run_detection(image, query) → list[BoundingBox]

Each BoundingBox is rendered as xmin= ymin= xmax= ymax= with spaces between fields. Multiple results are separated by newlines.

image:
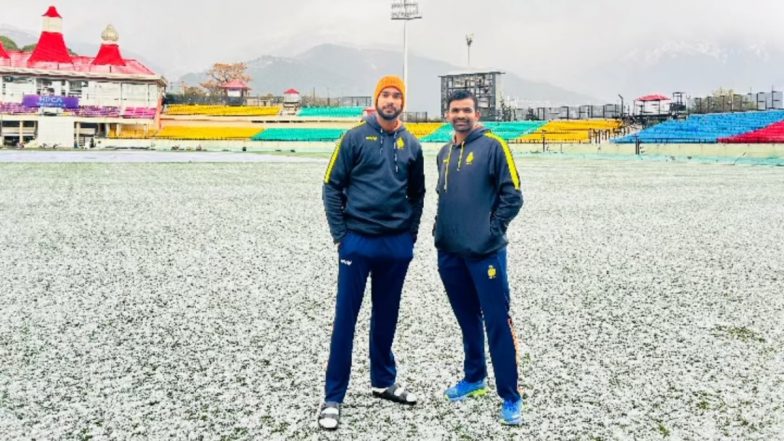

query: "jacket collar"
xmin=452 ymin=125 xmax=488 ymax=147
xmin=366 ymin=115 xmax=405 ymax=135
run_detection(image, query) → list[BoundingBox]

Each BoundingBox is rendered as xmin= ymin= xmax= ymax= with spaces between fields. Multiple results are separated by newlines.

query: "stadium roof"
xmin=93 ymin=24 xmax=126 ymax=67
xmin=29 ymin=6 xmax=72 ymax=64
xmin=0 ymin=51 xmax=163 ymax=82
xmin=220 ymin=79 xmax=250 ymax=90
xmin=42 ymin=6 xmax=62 ymax=18
xmin=637 ymin=94 xmax=670 ymax=102
xmin=0 ymin=6 xmax=163 ymax=83
xmin=28 ymin=32 xmax=73 ymax=64
xmin=93 ymin=43 xmax=126 ymax=66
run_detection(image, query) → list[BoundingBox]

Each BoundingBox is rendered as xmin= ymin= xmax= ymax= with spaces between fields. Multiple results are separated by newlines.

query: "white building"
xmin=0 ymin=6 xmax=165 ymax=146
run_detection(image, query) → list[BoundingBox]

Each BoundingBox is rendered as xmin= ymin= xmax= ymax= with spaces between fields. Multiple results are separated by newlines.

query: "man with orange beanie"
xmin=318 ymin=75 xmax=425 ymax=430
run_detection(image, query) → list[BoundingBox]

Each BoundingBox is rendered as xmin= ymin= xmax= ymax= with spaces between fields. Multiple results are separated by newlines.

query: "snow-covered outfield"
xmin=0 ymin=155 xmax=782 ymax=440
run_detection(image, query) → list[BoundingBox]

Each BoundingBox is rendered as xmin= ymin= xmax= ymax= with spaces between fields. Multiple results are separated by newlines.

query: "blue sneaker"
xmin=500 ymin=399 xmax=523 ymax=426
xmin=445 ymin=379 xmax=487 ymax=401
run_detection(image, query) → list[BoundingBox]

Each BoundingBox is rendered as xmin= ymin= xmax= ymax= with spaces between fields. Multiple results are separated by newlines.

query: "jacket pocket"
xmin=489 ymin=215 xmax=503 ymax=237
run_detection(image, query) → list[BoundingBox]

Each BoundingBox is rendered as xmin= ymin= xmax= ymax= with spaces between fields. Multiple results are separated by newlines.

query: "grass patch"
xmin=713 ymin=325 xmax=765 ymax=343
xmin=657 ymin=422 xmax=671 ymax=437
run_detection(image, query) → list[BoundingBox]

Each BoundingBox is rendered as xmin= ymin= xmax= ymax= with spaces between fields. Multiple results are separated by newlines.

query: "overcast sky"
xmin=4 ymin=0 xmax=784 ymax=100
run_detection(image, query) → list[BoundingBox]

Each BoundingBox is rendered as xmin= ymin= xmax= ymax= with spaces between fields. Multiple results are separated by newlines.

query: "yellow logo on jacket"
xmin=466 ymin=151 xmax=474 ymax=165
xmin=366 ymin=136 xmax=378 ymax=141
xmin=488 ymin=265 xmax=497 ymax=279
xmin=396 ymin=138 xmax=405 ymax=149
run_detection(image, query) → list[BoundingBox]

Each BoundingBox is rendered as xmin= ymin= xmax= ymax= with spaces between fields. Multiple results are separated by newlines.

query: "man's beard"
xmin=377 ymin=104 xmax=402 ymax=121
xmin=451 ymin=119 xmax=475 ymax=133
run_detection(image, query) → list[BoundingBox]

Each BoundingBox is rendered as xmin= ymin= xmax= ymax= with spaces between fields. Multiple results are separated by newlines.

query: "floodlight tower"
xmin=466 ymin=34 xmax=474 ymax=66
xmin=391 ymin=0 xmax=422 ymax=98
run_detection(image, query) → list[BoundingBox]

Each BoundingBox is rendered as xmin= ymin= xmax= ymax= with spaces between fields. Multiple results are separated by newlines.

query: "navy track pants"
xmin=324 ymin=231 xmax=414 ymax=403
xmin=438 ymin=247 xmax=521 ymax=402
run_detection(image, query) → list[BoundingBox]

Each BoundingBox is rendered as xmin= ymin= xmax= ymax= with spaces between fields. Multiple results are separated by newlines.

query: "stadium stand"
xmin=122 ymin=107 xmax=157 ymax=119
xmin=109 ymin=125 xmax=158 ymax=139
xmin=613 ymin=111 xmax=784 ymax=143
xmin=719 ymin=121 xmax=784 ymax=143
xmin=75 ymin=106 xmax=121 ymax=118
xmin=154 ymin=126 xmax=263 ymax=140
xmin=297 ymin=107 xmax=364 ymax=118
xmin=252 ymin=128 xmax=346 ymax=141
xmin=406 ymin=123 xmax=444 ymax=139
xmin=484 ymin=121 xmax=547 ymax=141
xmin=418 ymin=124 xmax=454 ymax=142
xmin=518 ymin=119 xmax=622 ymax=143
xmin=421 ymin=121 xmax=545 ymax=142
xmin=164 ymin=105 xmax=281 ymax=116
xmin=0 ymin=103 xmax=38 ymax=114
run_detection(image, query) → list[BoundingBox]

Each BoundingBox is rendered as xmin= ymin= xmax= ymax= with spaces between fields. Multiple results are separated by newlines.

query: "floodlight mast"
xmin=466 ymin=33 xmax=474 ymax=66
xmin=391 ymin=0 xmax=422 ymax=110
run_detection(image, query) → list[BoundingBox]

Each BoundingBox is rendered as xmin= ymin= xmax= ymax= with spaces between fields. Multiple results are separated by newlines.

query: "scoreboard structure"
xmin=439 ymin=70 xmax=504 ymax=121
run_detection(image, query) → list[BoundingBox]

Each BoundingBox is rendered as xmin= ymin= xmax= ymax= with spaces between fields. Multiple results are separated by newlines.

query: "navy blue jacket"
xmin=434 ymin=126 xmax=523 ymax=258
xmin=323 ymin=116 xmax=426 ymax=243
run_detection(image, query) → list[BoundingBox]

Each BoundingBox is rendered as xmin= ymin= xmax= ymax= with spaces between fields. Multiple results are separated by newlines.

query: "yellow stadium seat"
xmin=164 ymin=105 xmax=281 ymax=117
xmin=153 ymin=126 xmax=263 ymax=140
xmin=406 ymin=123 xmax=444 ymax=139
xmin=517 ymin=119 xmax=622 ymax=143
xmin=109 ymin=125 xmax=158 ymax=139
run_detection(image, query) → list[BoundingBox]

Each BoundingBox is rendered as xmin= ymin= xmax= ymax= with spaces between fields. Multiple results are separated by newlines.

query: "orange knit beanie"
xmin=374 ymin=75 xmax=406 ymax=109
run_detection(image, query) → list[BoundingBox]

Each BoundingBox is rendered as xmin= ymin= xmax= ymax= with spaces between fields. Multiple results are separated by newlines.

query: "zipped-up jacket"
xmin=323 ymin=115 xmax=426 ymax=243
xmin=434 ymin=126 xmax=523 ymax=258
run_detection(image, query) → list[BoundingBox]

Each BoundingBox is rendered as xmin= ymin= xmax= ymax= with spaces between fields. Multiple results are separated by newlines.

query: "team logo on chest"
xmin=396 ymin=138 xmax=405 ymax=149
xmin=466 ymin=151 xmax=474 ymax=165
xmin=487 ymin=265 xmax=497 ymax=279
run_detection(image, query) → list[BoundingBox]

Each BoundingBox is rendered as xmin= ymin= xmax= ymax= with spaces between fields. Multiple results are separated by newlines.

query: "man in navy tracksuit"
xmin=318 ymin=75 xmax=425 ymax=430
xmin=435 ymin=90 xmax=525 ymax=425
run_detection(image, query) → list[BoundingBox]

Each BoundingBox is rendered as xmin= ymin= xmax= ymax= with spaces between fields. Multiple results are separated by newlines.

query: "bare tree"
xmin=200 ymin=63 xmax=251 ymax=97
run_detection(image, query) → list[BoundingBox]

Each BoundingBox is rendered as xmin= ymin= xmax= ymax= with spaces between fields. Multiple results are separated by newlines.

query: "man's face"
xmin=376 ymin=87 xmax=403 ymax=121
xmin=447 ymin=98 xmax=480 ymax=133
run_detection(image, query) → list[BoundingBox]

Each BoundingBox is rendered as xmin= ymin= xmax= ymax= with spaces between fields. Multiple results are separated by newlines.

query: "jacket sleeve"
xmin=490 ymin=138 xmax=524 ymax=234
xmin=407 ymin=142 xmax=426 ymax=241
xmin=322 ymin=132 xmax=354 ymax=243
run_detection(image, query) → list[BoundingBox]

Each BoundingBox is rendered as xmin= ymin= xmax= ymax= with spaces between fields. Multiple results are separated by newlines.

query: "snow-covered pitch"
xmin=1 ymin=155 xmax=782 ymax=440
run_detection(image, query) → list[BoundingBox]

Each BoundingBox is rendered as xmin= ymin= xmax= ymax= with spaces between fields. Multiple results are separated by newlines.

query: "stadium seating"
xmin=421 ymin=121 xmax=546 ymax=143
xmin=419 ymin=124 xmax=455 ymax=142
xmin=109 ymin=125 xmax=158 ymax=139
xmin=252 ymin=128 xmax=346 ymax=142
xmin=164 ymin=105 xmax=282 ymax=116
xmin=297 ymin=107 xmax=364 ymax=118
xmin=484 ymin=122 xmax=548 ymax=141
xmin=719 ymin=121 xmax=784 ymax=143
xmin=122 ymin=107 xmax=157 ymax=119
xmin=613 ymin=111 xmax=784 ymax=143
xmin=518 ymin=119 xmax=622 ymax=143
xmin=406 ymin=123 xmax=444 ymax=139
xmin=75 ymin=106 xmax=121 ymax=118
xmin=154 ymin=126 xmax=263 ymax=140
xmin=0 ymin=103 xmax=38 ymax=114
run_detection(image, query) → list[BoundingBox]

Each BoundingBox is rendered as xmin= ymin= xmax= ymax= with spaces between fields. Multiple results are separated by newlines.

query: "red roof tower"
xmin=28 ymin=6 xmax=73 ymax=64
xmin=0 ymin=40 xmax=9 ymax=59
xmin=92 ymin=25 xmax=126 ymax=66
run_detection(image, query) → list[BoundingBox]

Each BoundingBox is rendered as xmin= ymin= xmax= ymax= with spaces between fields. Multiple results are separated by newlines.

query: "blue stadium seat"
xmin=613 ymin=111 xmax=784 ymax=143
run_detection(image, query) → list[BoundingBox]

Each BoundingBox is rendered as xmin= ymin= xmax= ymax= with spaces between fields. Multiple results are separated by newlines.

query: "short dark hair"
xmin=447 ymin=90 xmax=478 ymax=110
